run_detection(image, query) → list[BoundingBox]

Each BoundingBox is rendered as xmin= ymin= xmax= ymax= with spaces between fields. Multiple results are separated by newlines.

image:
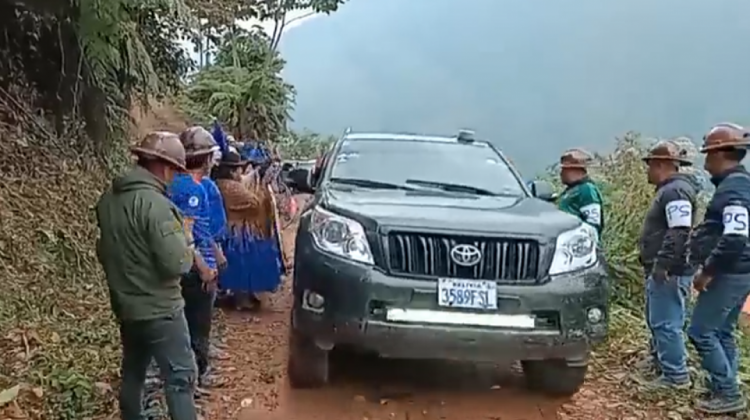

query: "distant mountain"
xmin=279 ymin=0 xmax=750 ymax=173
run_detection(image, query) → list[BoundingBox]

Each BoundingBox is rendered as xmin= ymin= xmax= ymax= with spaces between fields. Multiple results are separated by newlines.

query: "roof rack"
xmin=457 ymin=129 xmax=475 ymax=143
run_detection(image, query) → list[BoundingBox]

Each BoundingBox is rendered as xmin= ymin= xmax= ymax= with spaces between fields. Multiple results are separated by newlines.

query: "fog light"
xmin=587 ymin=307 xmax=603 ymax=324
xmin=303 ymin=290 xmax=325 ymax=313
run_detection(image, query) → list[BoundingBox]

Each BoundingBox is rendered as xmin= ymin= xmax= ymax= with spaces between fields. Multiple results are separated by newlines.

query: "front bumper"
xmin=292 ymin=234 xmax=609 ymax=364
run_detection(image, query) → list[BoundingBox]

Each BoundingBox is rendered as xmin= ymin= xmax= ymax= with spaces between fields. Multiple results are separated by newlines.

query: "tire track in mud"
xmin=202 ymin=200 xmax=661 ymax=420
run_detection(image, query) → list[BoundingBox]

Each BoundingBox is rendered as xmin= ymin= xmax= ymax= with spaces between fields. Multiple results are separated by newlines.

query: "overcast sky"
xmin=179 ymin=10 xmax=320 ymax=63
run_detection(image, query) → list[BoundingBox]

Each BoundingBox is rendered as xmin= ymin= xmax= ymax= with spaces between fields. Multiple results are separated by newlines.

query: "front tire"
xmin=521 ymin=359 xmax=588 ymax=396
xmin=287 ymin=328 xmax=329 ymax=389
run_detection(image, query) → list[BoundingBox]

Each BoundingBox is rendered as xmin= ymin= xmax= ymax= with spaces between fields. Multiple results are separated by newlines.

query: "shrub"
xmin=545 ymin=133 xmax=704 ymax=308
xmin=0 ymin=130 xmax=120 ymax=419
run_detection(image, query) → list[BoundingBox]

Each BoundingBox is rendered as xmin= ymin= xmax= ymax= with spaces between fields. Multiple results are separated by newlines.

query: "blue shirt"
xmin=200 ymin=177 xmax=227 ymax=241
xmin=168 ymin=173 xmax=216 ymax=269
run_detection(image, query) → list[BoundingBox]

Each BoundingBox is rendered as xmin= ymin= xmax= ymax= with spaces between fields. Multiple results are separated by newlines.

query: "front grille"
xmin=386 ymin=232 xmax=540 ymax=283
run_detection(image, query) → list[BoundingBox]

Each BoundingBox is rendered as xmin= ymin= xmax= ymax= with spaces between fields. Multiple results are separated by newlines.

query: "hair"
xmin=211 ymin=164 xmax=236 ymax=180
xmin=185 ymin=153 xmax=211 ymax=170
xmin=136 ymin=155 xmax=163 ymax=170
xmin=256 ymin=161 xmax=272 ymax=179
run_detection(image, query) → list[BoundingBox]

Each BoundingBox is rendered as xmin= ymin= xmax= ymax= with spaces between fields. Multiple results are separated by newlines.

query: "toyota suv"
xmin=286 ymin=130 xmax=609 ymax=396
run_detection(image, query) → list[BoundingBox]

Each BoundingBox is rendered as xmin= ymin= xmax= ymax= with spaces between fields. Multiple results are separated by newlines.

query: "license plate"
xmin=437 ymin=278 xmax=497 ymax=310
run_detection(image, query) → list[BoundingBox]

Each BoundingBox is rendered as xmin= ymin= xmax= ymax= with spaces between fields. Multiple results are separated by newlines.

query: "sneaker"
xmin=640 ymin=375 xmax=691 ymax=391
xmin=199 ymin=370 xmax=226 ymax=389
xmin=695 ymin=395 xmax=747 ymax=415
xmin=209 ymin=344 xmax=229 ymax=360
xmin=634 ymin=355 xmax=658 ymax=373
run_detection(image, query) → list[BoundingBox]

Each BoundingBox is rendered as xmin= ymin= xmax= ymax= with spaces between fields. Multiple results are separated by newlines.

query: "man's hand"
xmin=652 ymin=267 xmax=668 ymax=282
xmin=202 ymin=278 xmax=218 ymax=292
xmin=214 ymin=244 xmax=228 ymax=271
xmin=198 ymin=265 xmax=217 ymax=283
xmin=693 ymin=268 xmax=713 ymax=292
xmin=217 ymin=251 xmax=228 ymax=271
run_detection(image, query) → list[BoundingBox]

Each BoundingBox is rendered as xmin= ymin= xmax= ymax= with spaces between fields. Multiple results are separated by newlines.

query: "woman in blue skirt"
xmin=211 ymin=123 xmax=283 ymax=310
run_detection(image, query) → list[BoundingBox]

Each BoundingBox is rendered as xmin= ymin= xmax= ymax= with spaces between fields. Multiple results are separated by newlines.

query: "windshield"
xmin=328 ymin=138 xmax=526 ymax=196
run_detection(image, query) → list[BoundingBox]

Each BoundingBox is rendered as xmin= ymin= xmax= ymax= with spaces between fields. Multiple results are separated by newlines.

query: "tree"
xmin=258 ymin=0 xmax=348 ymax=51
xmin=185 ymin=28 xmax=294 ymax=141
xmin=1 ymin=0 xmax=196 ymax=145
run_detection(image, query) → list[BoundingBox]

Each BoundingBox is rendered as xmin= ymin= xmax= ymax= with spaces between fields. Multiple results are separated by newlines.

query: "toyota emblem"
xmin=450 ymin=244 xmax=482 ymax=267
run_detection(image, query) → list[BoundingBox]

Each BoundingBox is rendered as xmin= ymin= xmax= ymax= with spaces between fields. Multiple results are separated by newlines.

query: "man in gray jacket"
xmin=636 ymin=140 xmax=697 ymax=389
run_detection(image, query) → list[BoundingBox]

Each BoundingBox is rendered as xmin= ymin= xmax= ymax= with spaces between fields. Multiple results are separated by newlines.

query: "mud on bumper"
xmin=292 ymin=238 xmax=609 ymax=365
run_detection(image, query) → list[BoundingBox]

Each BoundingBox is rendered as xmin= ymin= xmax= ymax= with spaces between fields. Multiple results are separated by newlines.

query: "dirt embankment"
xmin=130 ymin=100 xmax=189 ymax=139
xmin=0 ymin=99 xmax=191 ymax=419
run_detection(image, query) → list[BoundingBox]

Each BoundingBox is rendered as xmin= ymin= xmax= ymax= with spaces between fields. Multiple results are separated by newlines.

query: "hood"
xmin=112 ymin=167 xmax=166 ymax=194
xmin=667 ymin=172 xmax=703 ymax=190
xmin=324 ymin=187 xmax=581 ymax=239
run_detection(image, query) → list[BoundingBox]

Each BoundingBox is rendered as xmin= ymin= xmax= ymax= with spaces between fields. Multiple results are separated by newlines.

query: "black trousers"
xmin=180 ymin=271 xmax=214 ymax=376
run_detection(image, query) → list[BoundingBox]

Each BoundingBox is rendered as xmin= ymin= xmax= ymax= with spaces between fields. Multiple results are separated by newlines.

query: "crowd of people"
xmin=93 ymin=120 xmax=750 ymax=419
xmin=557 ymin=122 xmax=750 ymax=416
xmin=95 ymin=123 xmax=286 ymax=420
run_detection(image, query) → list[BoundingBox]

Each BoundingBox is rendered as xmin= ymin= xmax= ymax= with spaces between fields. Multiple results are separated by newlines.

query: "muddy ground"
xmin=201 ymin=215 xmax=665 ymax=420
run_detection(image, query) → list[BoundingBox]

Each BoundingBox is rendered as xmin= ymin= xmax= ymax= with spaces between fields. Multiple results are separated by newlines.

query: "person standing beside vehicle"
xmin=212 ymin=123 xmax=284 ymax=311
xmin=557 ymin=148 xmax=605 ymax=236
xmin=95 ymin=132 xmax=199 ymax=420
xmin=204 ymin=129 xmax=229 ymax=360
xmin=687 ymin=123 xmax=750 ymax=415
xmin=635 ymin=140 xmax=697 ymax=389
xmin=171 ymin=126 xmax=222 ymax=392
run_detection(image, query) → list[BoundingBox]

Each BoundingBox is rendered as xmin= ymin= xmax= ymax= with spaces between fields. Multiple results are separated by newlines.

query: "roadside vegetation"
xmin=0 ymin=0 xmax=746 ymax=419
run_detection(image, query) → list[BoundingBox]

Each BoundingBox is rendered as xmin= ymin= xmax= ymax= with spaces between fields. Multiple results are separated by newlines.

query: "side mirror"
xmin=530 ymin=180 xmax=556 ymax=202
xmin=287 ymin=167 xmax=315 ymax=193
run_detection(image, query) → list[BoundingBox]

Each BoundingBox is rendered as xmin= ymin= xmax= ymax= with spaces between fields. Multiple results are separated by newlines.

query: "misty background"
xmin=278 ymin=0 xmax=750 ymax=174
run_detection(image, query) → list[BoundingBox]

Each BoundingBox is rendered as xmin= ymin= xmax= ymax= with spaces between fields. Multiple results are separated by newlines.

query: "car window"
xmin=329 ymin=138 xmax=526 ymax=196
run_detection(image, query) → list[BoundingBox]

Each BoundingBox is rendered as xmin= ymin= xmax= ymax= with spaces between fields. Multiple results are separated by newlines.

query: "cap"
xmin=179 ymin=126 xmax=217 ymax=157
xmin=700 ymin=123 xmax=750 ymax=153
xmin=643 ymin=140 xmax=692 ymax=166
xmin=130 ymin=131 xmax=187 ymax=170
xmin=560 ymin=148 xmax=594 ymax=169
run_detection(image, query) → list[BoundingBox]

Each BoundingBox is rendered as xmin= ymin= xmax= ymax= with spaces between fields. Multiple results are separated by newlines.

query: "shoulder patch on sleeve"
xmin=580 ymin=203 xmax=602 ymax=225
xmin=160 ymin=220 xmax=183 ymax=237
xmin=665 ymin=199 xmax=692 ymax=228
xmin=723 ymin=205 xmax=750 ymax=236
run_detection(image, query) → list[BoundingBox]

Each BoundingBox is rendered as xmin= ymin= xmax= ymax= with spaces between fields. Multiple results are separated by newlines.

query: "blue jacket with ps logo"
xmin=688 ymin=165 xmax=750 ymax=276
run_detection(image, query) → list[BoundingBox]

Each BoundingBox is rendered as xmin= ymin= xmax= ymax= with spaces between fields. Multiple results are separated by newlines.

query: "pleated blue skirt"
xmin=219 ymin=227 xmax=282 ymax=294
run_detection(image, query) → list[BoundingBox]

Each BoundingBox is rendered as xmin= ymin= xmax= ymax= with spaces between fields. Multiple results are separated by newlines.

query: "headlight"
xmin=310 ymin=207 xmax=374 ymax=264
xmin=548 ymin=224 xmax=598 ymax=276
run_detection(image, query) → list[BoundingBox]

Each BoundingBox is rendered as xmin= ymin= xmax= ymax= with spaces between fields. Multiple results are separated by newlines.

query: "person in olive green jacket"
xmin=557 ymin=148 xmax=605 ymax=236
xmin=95 ymin=131 xmax=199 ymax=420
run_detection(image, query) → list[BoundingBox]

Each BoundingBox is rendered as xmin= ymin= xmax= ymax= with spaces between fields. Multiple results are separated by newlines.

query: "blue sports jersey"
xmin=200 ymin=177 xmax=227 ymax=241
xmin=168 ymin=173 xmax=216 ymax=269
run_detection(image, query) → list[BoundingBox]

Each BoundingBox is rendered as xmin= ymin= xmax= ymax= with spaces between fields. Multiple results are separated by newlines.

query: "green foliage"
xmin=0 ymin=1 xmax=346 ymax=418
xmin=276 ymin=129 xmax=336 ymax=159
xmin=0 ymin=0 xmax=197 ymax=145
xmin=542 ymin=133 xmax=704 ymax=308
xmin=183 ymin=27 xmax=295 ymax=141
xmin=0 ymin=132 xmax=119 ymax=419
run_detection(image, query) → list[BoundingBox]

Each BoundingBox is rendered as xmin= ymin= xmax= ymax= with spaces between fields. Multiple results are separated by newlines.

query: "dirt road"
xmin=202 ymin=221 xmax=659 ymax=420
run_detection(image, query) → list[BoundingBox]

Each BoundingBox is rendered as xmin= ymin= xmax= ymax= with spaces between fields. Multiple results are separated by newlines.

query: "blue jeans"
xmin=646 ymin=275 xmax=692 ymax=381
xmin=688 ymin=273 xmax=750 ymax=399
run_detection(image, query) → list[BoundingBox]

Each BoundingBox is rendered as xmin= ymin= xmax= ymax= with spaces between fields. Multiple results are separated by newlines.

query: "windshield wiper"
xmin=329 ymin=177 xmax=416 ymax=191
xmin=405 ymin=179 xmax=498 ymax=196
